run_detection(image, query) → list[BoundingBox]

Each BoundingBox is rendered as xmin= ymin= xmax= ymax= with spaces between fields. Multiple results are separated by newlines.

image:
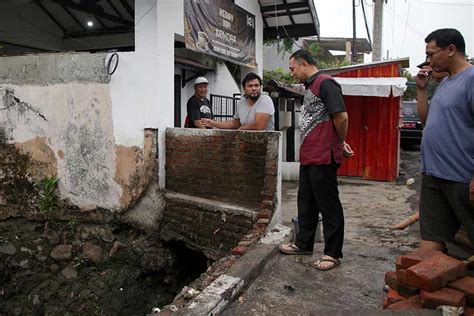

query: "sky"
xmin=313 ymin=0 xmax=474 ymax=74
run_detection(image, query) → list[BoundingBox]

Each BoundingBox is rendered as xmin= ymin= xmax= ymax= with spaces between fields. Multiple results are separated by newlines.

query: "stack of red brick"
xmin=383 ymin=249 xmax=474 ymax=315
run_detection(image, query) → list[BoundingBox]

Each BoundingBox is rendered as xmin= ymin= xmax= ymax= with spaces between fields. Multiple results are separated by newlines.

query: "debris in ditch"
xmin=284 ymin=284 xmax=295 ymax=292
xmin=238 ymin=296 xmax=245 ymax=304
xmin=213 ymin=228 xmax=220 ymax=235
xmin=436 ymin=305 xmax=463 ymax=316
xmin=169 ymin=305 xmax=178 ymax=312
xmin=187 ymin=287 xmax=200 ymax=296
xmin=406 ymin=178 xmax=415 ymax=185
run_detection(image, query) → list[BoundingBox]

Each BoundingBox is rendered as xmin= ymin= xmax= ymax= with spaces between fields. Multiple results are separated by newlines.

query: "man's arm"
xmin=202 ymin=118 xmax=241 ymax=129
xmin=193 ymin=119 xmax=207 ymax=129
xmin=239 ymin=113 xmax=271 ymax=130
xmin=415 ymin=66 xmax=432 ymax=126
xmin=332 ymin=111 xmax=348 ymax=143
xmin=320 ymin=79 xmax=347 ymax=143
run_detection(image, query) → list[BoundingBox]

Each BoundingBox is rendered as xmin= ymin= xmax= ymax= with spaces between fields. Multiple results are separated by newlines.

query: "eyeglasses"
xmin=426 ymin=48 xmax=444 ymax=59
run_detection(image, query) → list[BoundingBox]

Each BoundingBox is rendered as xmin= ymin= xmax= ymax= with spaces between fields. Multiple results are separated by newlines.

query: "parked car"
xmin=401 ymin=101 xmax=423 ymax=147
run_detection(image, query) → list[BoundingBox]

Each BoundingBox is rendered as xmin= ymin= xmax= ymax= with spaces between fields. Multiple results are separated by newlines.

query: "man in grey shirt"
xmin=416 ymin=28 xmax=474 ymax=251
xmin=202 ymin=72 xmax=275 ymax=131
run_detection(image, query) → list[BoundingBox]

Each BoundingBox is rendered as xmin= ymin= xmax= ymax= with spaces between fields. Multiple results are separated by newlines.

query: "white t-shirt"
xmin=234 ymin=94 xmax=275 ymax=131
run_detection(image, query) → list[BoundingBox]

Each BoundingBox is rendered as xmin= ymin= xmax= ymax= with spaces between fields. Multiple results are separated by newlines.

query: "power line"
xmin=360 ymin=0 xmax=372 ymax=48
xmin=400 ymin=0 xmax=411 ymax=56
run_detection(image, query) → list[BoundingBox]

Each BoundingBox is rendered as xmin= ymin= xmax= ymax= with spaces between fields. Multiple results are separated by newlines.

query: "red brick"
xmin=259 ymin=200 xmax=273 ymax=210
xmin=387 ymin=270 xmax=420 ymax=298
xmin=396 ymin=269 xmax=408 ymax=284
xmin=387 ymin=294 xmax=422 ymax=310
xmin=449 ymin=276 xmax=474 ymax=306
xmin=385 ymin=271 xmax=398 ymax=289
xmin=257 ymin=209 xmax=272 ymax=220
xmin=404 ymin=254 xmax=468 ymax=291
xmin=387 ymin=289 xmax=406 ymax=305
xmin=396 ymin=256 xmax=403 ymax=270
xmin=421 ymin=287 xmax=465 ymax=309
xmin=231 ymin=246 xmax=247 ymax=256
xmin=398 ymin=249 xmax=445 ymax=269
xmin=464 ymin=306 xmax=474 ymax=316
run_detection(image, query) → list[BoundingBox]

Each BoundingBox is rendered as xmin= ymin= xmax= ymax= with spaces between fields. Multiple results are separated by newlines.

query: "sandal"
xmin=313 ymin=256 xmax=341 ymax=271
xmin=279 ymin=243 xmax=313 ymax=255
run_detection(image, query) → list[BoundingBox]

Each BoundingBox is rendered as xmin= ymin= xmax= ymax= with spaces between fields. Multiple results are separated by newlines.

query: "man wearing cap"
xmin=186 ymin=77 xmax=214 ymax=128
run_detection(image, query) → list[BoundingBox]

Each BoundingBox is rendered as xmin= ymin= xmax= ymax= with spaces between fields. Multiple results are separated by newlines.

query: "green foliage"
xmin=263 ymin=38 xmax=294 ymax=57
xmin=263 ymin=43 xmax=351 ymax=86
xmin=308 ymin=42 xmax=351 ymax=69
xmin=263 ymin=67 xmax=297 ymax=85
xmin=37 ymin=176 xmax=59 ymax=218
xmin=67 ymin=219 xmax=77 ymax=232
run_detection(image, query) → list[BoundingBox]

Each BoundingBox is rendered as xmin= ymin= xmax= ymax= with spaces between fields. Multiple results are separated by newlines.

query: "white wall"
xmin=110 ymin=0 xmax=265 ymax=187
xmin=110 ymin=0 xmax=178 ymax=188
xmin=109 ymin=0 xmax=159 ymax=147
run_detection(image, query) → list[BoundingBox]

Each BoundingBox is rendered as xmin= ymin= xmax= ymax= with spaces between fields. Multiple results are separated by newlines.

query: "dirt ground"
xmin=280 ymin=146 xmax=423 ymax=250
xmin=223 ymin=147 xmax=458 ymax=315
xmin=0 ymin=218 xmax=207 ymax=315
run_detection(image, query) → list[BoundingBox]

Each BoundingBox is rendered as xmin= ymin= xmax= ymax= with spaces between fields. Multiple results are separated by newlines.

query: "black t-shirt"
xmin=319 ymin=79 xmax=346 ymax=115
xmin=186 ymin=95 xmax=214 ymax=128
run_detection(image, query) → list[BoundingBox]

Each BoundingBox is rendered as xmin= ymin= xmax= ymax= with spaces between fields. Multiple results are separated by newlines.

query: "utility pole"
xmin=352 ymin=0 xmax=357 ymax=63
xmin=372 ymin=0 xmax=384 ymax=61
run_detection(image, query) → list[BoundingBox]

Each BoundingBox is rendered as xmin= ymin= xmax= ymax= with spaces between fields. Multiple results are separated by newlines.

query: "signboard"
xmin=184 ymin=0 xmax=256 ymax=68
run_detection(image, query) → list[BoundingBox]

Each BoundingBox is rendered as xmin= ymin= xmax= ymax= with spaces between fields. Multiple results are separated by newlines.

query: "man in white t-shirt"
xmin=202 ymin=72 xmax=275 ymax=131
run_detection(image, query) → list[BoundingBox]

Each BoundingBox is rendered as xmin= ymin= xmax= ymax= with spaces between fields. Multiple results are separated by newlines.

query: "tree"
xmin=263 ymin=38 xmax=294 ymax=57
xmin=263 ymin=67 xmax=297 ymax=85
xmin=263 ymin=41 xmax=351 ymax=85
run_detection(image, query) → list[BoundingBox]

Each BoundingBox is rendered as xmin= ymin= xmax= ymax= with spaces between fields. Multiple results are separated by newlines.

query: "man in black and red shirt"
xmin=280 ymin=49 xmax=353 ymax=271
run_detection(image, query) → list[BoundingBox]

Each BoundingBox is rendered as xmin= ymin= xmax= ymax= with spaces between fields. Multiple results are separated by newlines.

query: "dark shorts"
xmin=419 ymin=174 xmax=474 ymax=244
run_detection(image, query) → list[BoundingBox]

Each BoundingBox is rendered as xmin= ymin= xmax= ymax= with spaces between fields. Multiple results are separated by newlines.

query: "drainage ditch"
xmin=0 ymin=217 xmax=210 ymax=315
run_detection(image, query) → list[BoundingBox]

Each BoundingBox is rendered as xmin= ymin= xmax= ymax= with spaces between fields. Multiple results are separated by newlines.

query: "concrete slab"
xmin=181 ymin=226 xmax=288 ymax=315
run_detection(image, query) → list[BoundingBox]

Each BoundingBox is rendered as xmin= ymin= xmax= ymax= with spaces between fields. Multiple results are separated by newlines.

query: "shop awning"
xmin=259 ymin=0 xmax=320 ymax=40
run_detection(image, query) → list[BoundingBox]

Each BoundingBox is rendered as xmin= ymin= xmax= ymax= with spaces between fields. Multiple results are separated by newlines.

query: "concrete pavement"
xmin=222 ymin=179 xmax=431 ymax=314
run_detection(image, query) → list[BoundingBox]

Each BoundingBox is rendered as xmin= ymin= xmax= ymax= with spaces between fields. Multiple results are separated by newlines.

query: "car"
xmin=401 ymin=101 xmax=423 ymax=147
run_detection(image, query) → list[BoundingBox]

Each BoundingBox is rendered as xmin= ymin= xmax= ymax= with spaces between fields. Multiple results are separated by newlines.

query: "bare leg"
xmin=420 ymin=239 xmax=445 ymax=251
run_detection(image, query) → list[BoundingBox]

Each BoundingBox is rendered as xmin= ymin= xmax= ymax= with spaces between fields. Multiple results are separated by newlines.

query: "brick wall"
xmin=163 ymin=128 xmax=281 ymax=259
xmin=166 ymin=128 xmax=279 ymax=210
xmin=161 ymin=192 xmax=257 ymax=260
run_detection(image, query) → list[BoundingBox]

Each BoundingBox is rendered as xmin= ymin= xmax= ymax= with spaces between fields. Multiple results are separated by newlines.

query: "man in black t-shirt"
xmin=186 ymin=77 xmax=213 ymax=128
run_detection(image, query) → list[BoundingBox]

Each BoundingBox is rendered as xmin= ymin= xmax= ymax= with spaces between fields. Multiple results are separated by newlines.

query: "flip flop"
xmin=279 ymin=243 xmax=313 ymax=255
xmin=313 ymin=257 xmax=341 ymax=271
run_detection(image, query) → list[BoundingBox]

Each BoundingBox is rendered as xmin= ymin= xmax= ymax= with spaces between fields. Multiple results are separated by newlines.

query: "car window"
xmin=402 ymin=102 xmax=419 ymax=119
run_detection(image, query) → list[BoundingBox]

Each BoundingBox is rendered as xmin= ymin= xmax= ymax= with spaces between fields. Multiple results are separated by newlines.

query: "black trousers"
xmin=295 ymin=163 xmax=345 ymax=259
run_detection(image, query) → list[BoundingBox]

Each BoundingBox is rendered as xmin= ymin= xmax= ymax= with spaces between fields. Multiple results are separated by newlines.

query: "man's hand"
xmin=415 ymin=66 xmax=432 ymax=90
xmin=201 ymin=118 xmax=215 ymax=128
xmin=470 ymin=177 xmax=474 ymax=207
xmin=342 ymin=142 xmax=354 ymax=157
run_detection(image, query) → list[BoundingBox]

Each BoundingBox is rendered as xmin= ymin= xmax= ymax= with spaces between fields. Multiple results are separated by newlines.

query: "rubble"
xmin=383 ymin=249 xmax=473 ymax=312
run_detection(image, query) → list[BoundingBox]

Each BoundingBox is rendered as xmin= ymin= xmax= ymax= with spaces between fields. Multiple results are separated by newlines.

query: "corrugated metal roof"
xmin=259 ymin=0 xmax=320 ymax=40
